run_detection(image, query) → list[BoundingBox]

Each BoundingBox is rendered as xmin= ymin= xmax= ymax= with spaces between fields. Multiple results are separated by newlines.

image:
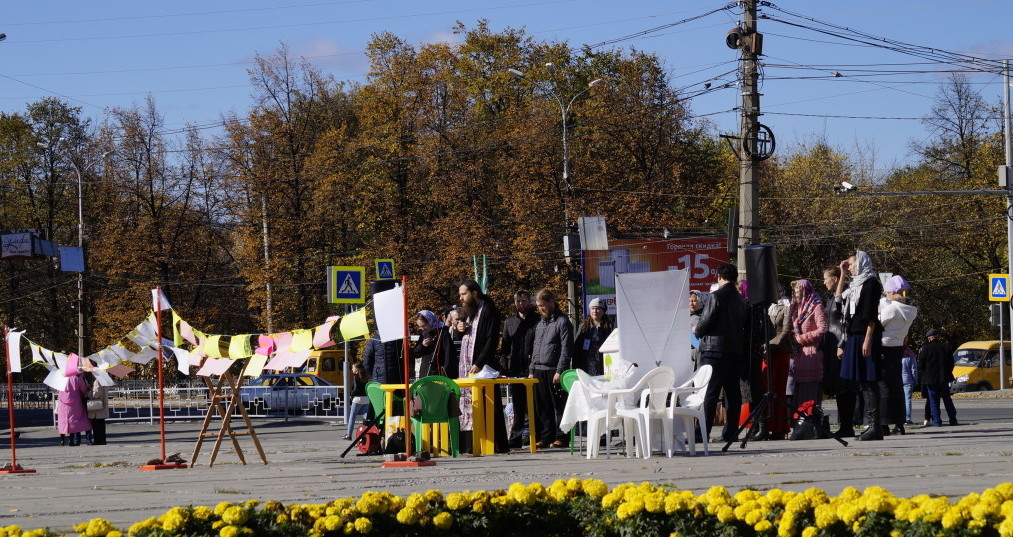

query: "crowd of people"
xmin=355 ymin=280 xmax=615 ymax=452
xmin=691 ymin=251 xmax=959 ymax=444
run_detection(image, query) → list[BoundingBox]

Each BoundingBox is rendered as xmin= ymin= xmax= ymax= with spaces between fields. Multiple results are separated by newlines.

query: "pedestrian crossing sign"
xmin=989 ymin=273 xmax=1010 ymax=302
xmin=327 ymin=266 xmax=366 ymax=304
xmin=375 ymin=259 xmax=395 ymax=280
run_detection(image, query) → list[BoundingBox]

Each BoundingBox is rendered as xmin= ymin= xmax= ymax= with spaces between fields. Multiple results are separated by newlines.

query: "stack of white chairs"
xmin=578 ymin=366 xmax=676 ymax=459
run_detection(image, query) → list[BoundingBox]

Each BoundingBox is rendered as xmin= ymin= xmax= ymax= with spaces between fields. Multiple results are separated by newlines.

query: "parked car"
xmin=951 ymin=340 xmax=1011 ymax=392
xmin=240 ymin=373 xmax=340 ymax=415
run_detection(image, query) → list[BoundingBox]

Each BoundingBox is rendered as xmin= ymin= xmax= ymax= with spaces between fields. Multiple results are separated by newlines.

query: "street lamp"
xmin=509 ymin=64 xmax=605 ymax=326
xmin=38 ymin=139 xmax=111 ymax=357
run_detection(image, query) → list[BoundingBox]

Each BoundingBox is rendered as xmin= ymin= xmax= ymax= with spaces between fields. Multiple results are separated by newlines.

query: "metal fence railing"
xmin=2 ymin=382 xmax=348 ymax=425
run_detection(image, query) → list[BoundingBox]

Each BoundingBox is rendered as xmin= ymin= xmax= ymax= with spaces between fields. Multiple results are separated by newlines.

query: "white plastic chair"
xmin=575 ymin=369 xmax=633 ymax=459
xmin=668 ymin=364 xmax=713 ymax=456
xmin=613 ymin=366 xmax=677 ymax=458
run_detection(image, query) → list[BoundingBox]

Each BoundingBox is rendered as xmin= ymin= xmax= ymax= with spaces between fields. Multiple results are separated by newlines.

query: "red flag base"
xmin=0 ymin=468 xmax=36 ymax=474
xmin=381 ymin=460 xmax=436 ymax=468
xmin=140 ymin=463 xmax=188 ymax=471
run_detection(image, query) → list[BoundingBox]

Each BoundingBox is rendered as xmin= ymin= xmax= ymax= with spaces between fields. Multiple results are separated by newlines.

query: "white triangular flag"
xmin=152 ymin=288 xmax=172 ymax=312
xmin=5 ymin=330 xmax=24 ymax=373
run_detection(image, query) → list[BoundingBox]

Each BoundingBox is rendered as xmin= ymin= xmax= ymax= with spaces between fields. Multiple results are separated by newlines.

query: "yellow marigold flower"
xmin=320 ymin=515 xmax=342 ymax=532
xmin=645 ymin=494 xmax=664 ymax=514
xmin=353 ymin=517 xmax=372 ymax=533
xmin=473 ymin=501 xmax=490 ymax=514
xmin=343 ymin=522 xmax=355 ymax=535
xmin=263 ymin=500 xmax=284 ymax=513
xmin=23 ymin=531 xmax=48 ymax=537
xmin=275 ymin=514 xmax=289 ymax=524
xmin=714 ymin=505 xmax=735 ymax=524
xmin=745 ymin=510 xmax=764 ymax=526
xmin=192 ymin=506 xmax=213 ymax=520
xmin=212 ymin=521 xmax=226 ymax=530
xmin=161 ymin=513 xmax=186 ymax=532
xmin=214 ymin=502 xmax=235 ymax=516
xmin=83 ymin=517 xmax=116 ymax=537
xmin=801 ymin=527 xmax=817 ymax=537
xmin=890 ymin=530 xmax=901 ymax=537
xmin=839 ymin=487 xmax=860 ymax=502
xmin=446 ymin=493 xmax=468 ymax=511
xmin=433 ymin=512 xmax=453 ymax=530
xmin=582 ymin=479 xmax=609 ymax=499
xmin=221 ymin=506 xmax=248 ymax=526
xmin=397 ymin=507 xmax=420 ymax=525
xmin=998 ymin=519 xmax=1013 ymax=537
xmin=128 ymin=517 xmax=158 ymax=535
xmin=837 ymin=504 xmax=861 ymax=525
xmin=406 ymin=493 xmax=428 ymax=512
xmin=765 ymin=489 xmax=785 ymax=505
xmin=424 ymin=489 xmax=443 ymax=503
xmin=219 ymin=525 xmax=240 ymax=537
xmin=107 ymin=532 xmax=123 ymax=537
xmin=755 ymin=520 xmax=773 ymax=532
xmin=74 ymin=522 xmax=88 ymax=532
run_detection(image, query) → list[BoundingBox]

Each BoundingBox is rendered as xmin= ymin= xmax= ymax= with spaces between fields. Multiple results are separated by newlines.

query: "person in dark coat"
xmin=572 ymin=297 xmax=615 ymax=376
xmin=527 ymin=288 xmax=573 ymax=449
xmin=410 ymin=310 xmax=441 ymax=379
xmin=434 ymin=307 xmax=463 ymax=379
xmin=917 ymin=329 xmax=958 ymax=427
xmin=694 ymin=263 xmax=748 ymax=443
xmin=838 ymin=251 xmax=885 ymax=441
xmin=457 ymin=279 xmax=508 ymax=453
xmin=363 ymin=336 xmax=402 ymax=385
xmin=822 ymin=266 xmax=858 ymax=437
xmin=500 ymin=290 xmax=539 ymax=448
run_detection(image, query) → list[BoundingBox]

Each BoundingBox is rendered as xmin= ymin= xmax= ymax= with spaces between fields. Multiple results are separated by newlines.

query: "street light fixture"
xmin=509 ymin=66 xmax=606 ymax=326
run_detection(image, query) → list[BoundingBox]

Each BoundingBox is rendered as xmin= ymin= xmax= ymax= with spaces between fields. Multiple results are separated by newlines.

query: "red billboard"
xmin=581 ymin=235 xmax=729 ymax=315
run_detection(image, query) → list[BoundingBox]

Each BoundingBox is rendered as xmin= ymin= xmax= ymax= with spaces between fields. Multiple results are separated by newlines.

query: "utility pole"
xmin=735 ymin=0 xmax=768 ymax=271
xmin=1003 ymin=59 xmax=1012 ymax=389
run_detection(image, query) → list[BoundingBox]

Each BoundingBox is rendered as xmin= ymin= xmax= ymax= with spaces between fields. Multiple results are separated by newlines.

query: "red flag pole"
xmin=401 ymin=276 xmax=412 ymax=457
xmin=156 ymin=287 xmax=166 ymax=463
xmin=141 ymin=287 xmax=185 ymax=470
xmin=2 ymin=326 xmax=35 ymax=474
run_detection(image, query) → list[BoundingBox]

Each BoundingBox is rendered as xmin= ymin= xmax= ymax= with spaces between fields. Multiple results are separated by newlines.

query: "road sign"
xmin=989 ymin=273 xmax=1010 ymax=302
xmin=327 ymin=266 xmax=366 ymax=304
xmin=375 ymin=259 xmax=395 ymax=280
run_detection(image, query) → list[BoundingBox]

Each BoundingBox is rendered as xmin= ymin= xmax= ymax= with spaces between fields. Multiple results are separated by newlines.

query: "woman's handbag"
xmin=86 ymin=399 xmax=104 ymax=412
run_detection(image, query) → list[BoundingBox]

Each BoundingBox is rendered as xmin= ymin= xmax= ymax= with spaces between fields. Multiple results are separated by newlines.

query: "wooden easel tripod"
xmin=190 ymin=369 xmax=268 ymax=467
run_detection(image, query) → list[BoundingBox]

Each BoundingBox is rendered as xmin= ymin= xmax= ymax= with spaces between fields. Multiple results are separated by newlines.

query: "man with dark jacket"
xmin=917 ymin=329 xmax=958 ymax=427
xmin=363 ymin=336 xmax=402 ymax=385
xmin=501 ymin=290 xmax=539 ymax=448
xmin=694 ymin=263 xmax=748 ymax=443
xmin=527 ymin=289 xmax=573 ymax=449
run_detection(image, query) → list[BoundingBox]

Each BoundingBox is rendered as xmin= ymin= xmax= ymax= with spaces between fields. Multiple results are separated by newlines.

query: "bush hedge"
xmin=3 ymin=480 xmax=1013 ymax=537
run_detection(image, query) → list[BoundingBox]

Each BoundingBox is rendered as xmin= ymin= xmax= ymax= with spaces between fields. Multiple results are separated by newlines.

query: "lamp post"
xmin=39 ymin=139 xmax=110 ymax=357
xmin=510 ymin=64 xmax=604 ymax=326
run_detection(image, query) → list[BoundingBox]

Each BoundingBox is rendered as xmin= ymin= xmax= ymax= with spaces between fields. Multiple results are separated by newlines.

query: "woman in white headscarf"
xmin=838 ymin=251 xmax=885 ymax=441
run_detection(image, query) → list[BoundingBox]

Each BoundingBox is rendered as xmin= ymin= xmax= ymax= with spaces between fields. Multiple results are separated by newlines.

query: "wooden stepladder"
xmin=190 ymin=369 xmax=267 ymax=467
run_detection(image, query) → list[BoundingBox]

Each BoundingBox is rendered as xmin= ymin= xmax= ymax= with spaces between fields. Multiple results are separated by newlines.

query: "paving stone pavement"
xmin=0 ymin=397 xmax=1010 ymax=533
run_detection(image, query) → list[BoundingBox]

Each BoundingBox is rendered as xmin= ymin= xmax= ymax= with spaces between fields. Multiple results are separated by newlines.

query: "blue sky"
xmin=2 ymin=0 xmax=1011 ymax=171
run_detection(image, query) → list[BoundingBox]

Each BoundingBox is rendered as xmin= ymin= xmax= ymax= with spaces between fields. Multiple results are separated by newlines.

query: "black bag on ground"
xmin=384 ymin=431 xmax=405 ymax=454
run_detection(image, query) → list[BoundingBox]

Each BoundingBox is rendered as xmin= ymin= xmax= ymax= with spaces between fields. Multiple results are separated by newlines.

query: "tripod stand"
xmin=723 ymin=302 xmax=846 ymax=451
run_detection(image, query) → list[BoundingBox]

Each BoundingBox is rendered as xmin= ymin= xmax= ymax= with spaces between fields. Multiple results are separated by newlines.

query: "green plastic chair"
xmin=560 ymin=369 xmax=581 ymax=455
xmin=365 ymin=382 xmax=386 ymax=427
xmin=409 ymin=375 xmax=462 ymax=457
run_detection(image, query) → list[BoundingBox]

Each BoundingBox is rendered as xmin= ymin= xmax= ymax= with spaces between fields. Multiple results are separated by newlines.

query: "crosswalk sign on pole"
xmin=989 ymin=273 xmax=1010 ymax=302
xmin=375 ymin=259 xmax=395 ymax=280
xmin=327 ymin=266 xmax=366 ymax=304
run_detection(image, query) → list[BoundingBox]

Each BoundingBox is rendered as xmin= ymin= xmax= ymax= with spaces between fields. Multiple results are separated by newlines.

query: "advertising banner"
xmin=581 ymin=235 xmax=728 ymax=315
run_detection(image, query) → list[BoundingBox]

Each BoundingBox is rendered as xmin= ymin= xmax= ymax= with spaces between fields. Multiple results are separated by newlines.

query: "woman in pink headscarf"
xmin=56 ymin=372 xmax=92 ymax=446
xmin=789 ymin=279 xmax=827 ymax=415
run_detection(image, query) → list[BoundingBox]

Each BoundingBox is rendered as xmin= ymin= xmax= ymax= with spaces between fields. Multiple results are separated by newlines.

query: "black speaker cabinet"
xmin=744 ymin=244 xmax=777 ymax=305
xmin=370 ymin=279 xmax=397 ymax=296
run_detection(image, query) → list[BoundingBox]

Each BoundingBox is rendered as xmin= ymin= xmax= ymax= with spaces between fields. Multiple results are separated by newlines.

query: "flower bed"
xmin=3 ymin=480 xmax=1013 ymax=537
